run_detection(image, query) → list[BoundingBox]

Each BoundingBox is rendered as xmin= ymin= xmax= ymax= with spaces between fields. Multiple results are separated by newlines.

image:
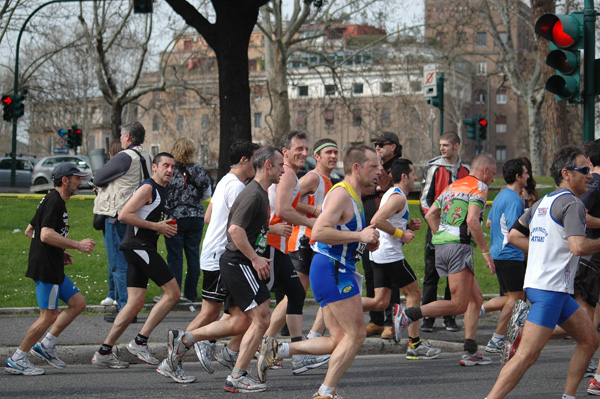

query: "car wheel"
xmin=34 ymin=177 xmax=48 ymax=186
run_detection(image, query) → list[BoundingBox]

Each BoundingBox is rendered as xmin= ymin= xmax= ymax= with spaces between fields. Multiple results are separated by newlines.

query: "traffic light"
xmin=2 ymin=95 xmax=13 ymax=122
xmin=66 ymin=129 xmax=75 ymax=149
xmin=12 ymin=94 xmax=24 ymax=120
xmin=478 ymin=117 xmax=488 ymax=140
xmin=464 ymin=118 xmax=477 ymax=140
xmin=73 ymin=125 xmax=82 ymax=147
xmin=535 ymin=12 xmax=583 ymax=101
xmin=133 ymin=0 xmax=153 ymax=13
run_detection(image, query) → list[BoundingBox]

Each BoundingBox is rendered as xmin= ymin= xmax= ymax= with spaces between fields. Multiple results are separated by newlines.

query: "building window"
xmin=352 ymin=108 xmax=362 ymax=126
xmin=324 ymin=84 xmax=336 ymax=96
xmin=476 ymin=91 xmax=486 ymax=104
xmin=183 ymin=40 xmax=192 ymax=51
xmin=381 ymin=82 xmax=392 ymax=93
xmin=152 ymin=115 xmax=160 ymax=131
xmin=254 ymin=112 xmax=262 ymax=128
xmin=353 ymin=83 xmax=364 ymax=94
xmin=496 ymin=146 xmax=507 ymax=162
xmin=496 ymin=123 xmax=507 ymax=133
xmin=297 ymin=110 xmax=307 ymax=128
xmin=496 ymin=90 xmax=507 ymax=104
xmin=152 ymin=91 xmax=161 ymax=104
xmin=201 ymin=114 xmax=210 ymax=130
xmin=476 ymin=32 xmax=487 ymax=47
xmin=476 ymin=61 xmax=487 ymax=76
xmin=150 ymin=145 xmax=160 ymax=156
xmin=177 ymin=114 xmax=184 ymax=130
xmin=298 ymin=85 xmax=308 ymax=97
xmin=381 ymin=107 xmax=391 ymax=127
xmin=498 ymin=32 xmax=509 ymax=46
xmin=324 ymin=109 xmax=334 ymax=126
xmin=175 ymin=89 xmax=187 ymax=105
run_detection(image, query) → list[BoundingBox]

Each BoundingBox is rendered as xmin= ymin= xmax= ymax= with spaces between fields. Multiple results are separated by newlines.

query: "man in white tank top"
xmin=487 ymin=146 xmax=600 ymax=399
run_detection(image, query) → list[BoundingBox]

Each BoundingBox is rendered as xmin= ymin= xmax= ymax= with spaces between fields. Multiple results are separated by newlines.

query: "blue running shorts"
xmin=309 ymin=253 xmax=360 ymax=307
xmin=525 ymin=288 xmax=579 ymax=329
xmin=35 ymin=275 xmax=80 ymax=310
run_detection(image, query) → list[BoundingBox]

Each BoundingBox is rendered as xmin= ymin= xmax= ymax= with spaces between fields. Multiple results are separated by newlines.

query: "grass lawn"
xmin=0 ymin=176 xmax=557 ymax=308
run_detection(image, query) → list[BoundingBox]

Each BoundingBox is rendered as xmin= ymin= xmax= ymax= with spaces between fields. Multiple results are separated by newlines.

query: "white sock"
xmin=562 ymin=395 xmax=576 ymax=399
xmin=595 ymin=373 xmax=600 ymax=381
xmin=225 ymin=347 xmax=238 ymax=356
xmin=41 ymin=333 xmax=57 ymax=349
xmin=492 ymin=333 xmax=505 ymax=341
xmin=12 ymin=349 xmax=26 ymax=360
xmin=307 ymin=331 xmax=322 ymax=339
xmin=318 ymin=384 xmax=336 ymax=396
xmin=277 ymin=342 xmax=290 ymax=358
xmin=480 ymin=305 xmax=486 ymax=316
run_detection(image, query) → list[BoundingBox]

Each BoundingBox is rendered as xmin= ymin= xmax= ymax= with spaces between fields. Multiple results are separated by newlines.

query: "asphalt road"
xmin=0 ymin=346 xmax=592 ymax=399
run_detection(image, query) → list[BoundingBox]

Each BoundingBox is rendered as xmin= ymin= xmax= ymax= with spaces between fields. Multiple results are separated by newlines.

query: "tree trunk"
xmin=111 ymin=102 xmax=123 ymax=141
xmin=265 ymin=38 xmax=291 ymax=146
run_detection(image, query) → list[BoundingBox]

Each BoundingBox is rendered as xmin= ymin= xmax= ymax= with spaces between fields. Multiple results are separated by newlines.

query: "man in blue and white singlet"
xmin=260 ymin=145 xmax=381 ymax=399
xmin=487 ymin=145 xmax=600 ymax=399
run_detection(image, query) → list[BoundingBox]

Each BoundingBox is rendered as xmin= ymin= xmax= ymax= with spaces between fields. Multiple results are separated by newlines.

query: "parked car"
xmin=31 ymin=155 xmax=94 ymax=189
xmin=0 ymin=156 xmax=38 ymax=188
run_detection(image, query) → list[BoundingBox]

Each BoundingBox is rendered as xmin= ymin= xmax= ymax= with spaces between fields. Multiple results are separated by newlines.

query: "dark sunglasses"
xmin=374 ymin=142 xmax=393 ymax=148
xmin=566 ymin=166 xmax=590 ymax=175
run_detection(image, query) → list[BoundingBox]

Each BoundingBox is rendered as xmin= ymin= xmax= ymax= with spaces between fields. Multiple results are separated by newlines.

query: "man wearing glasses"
xmin=363 ymin=131 xmax=402 ymax=339
xmin=486 ymin=145 xmax=600 ymax=399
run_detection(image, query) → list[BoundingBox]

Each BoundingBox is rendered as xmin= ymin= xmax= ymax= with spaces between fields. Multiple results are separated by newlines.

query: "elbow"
xmin=118 ymin=213 xmax=127 ymax=223
xmin=39 ymin=230 xmax=50 ymax=243
xmin=571 ymin=245 xmax=585 ymax=257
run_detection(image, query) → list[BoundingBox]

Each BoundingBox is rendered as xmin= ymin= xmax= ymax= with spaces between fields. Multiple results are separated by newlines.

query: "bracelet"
xmin=393 ymin=228 xmax=403 ymax=239
xmin=482 ymin=251 xmax=490 ymax=255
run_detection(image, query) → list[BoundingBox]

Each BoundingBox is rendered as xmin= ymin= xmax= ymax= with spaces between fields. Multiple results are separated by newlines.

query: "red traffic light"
xmin=75 ymin=129 xmax=82 ymax=134
xmin=535 ymin=13 xmax=582 ymax=49
xmin=478 ymin=118 xmax=487 ymax=127
xmin=2 ymin=96 xmax=12 ymax=105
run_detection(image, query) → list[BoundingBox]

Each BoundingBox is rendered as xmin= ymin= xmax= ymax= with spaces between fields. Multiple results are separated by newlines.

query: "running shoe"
xmin=443 ymin=318 xmax=460 ymax=332
xmin=292 ymin=354 xmax=330 ymax=374
xmin=588 ymin=378 xmax=600 ymax=395
xmin=459 ymin=352 xmax=492 ymax=366
xmin=485 ymin=338 xmax=505 ymax=353
xmin=193 ymin=340 xmax=215 ymax=374
xmin=586 ymin=359 xmax=598 ymax=378
xmin=406 ymin=341 xmax=442 ymax=360
xmin=501 ymin=299 xmax=530 ymax=365
xmin=91 ymin=351 xmax=130 ymax=369
xmin=126 ymin=340 xmax=159 ymax=365
xmin=392 ymin=304 xmax=411 ymax=343
xmin=256 ymin=336 xmax=278 ymax=383
xmin=167 ymin=329 xmax=190 ymax=370
xmin=100 ymin=297 xmax=117 ymax=306
xmin=223 ymin=372 xmax=267 ymax=393
xmin=5 ymin=356 xmax=45 ymax=375
xmin=420 ymin=318 xmax=434 ymax=332
xmin=156 ymin=359 xmax=196 ymax=383
xmin=312 ymin=391 xmax=342 ymax=398
xmin=215 ymin=347 xmax=238 ymax=370
xmin=30 ymin=342 xmax=66 ymax=369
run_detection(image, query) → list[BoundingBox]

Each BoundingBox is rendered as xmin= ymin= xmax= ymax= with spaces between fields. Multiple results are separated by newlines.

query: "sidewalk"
xmin=0 ymin=299 xmax=507 ymax=366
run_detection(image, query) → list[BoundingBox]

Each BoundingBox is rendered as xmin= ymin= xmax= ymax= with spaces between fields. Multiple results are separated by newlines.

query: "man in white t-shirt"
xmin=486 ymin=145 xmax=600 ymax=399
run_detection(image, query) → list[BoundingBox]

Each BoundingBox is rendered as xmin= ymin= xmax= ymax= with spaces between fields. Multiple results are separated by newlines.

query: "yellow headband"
xmin=314 ymin=142 xmax=338 ymax=155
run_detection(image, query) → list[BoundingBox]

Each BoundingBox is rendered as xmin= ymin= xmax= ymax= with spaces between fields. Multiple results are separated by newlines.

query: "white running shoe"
xmin=292 ymin=354 xmax=330 ymax=374
xmin=193 ymin=340 xmax=215 ymax=374
xmin=256 ymin=336 xmax=278 ymax=383
xmin=406 ymin=341 xmax=442 ymax=360
xmin=91 ymin=351 xmax=130 ymax=369
xmin=167 ymin=329 xmax=190 ymax=370
xmin=5 ymin=356 xmax=45 ymax=375
xmin=215 ymin=347 xmax=238 ymax=371
xmin=459 ymin=352 xmax=492 ymax=366
xmin=100 ymin=297 xmax=115 ymax=306
xmin=126 ymin=340 xmax=159 ymax=365
xmin=392 ymin=304 xmax=412 ymax=343
xmin=30 ymin=342 xmax=66 ymax=369
xmin=223 ymin=373 xmax=267 ymax=393
xmin=156 ymin=359 xmax=196 ymax=383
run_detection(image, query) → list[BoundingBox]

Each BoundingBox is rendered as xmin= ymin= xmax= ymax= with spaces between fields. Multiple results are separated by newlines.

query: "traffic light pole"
xmin=583 ymin=0 xmax=596 ymax=142
xmin=438 ymin=72 xmax=444 ymax=137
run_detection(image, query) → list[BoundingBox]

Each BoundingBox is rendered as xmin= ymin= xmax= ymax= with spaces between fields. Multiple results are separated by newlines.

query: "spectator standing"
xmin=93 ymin=122 xmax=152 ymax=322
xmin=162 ymin=138 xmax=211 ymax=302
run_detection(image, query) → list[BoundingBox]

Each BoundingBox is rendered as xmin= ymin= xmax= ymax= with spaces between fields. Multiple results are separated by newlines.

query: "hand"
xmin=252 ymin=257 xmax=272 ymax=280
xmin=401 ymin=229 xmax=415 ymax=244
xmin=269 ymin=223 xmax=292 ymax=237
xmin=359 ymin=223 xmax=379 ymax=244
xmin=77 ymin=238 xmax=95 ymax=253
xmin=313 ymin=205 xmax=322 ymax=217
xmin=63 ymin=252 xmax=73 ymax=265
xmin=409 ymin=218 xmax=421 ymax=231
xmin=366 ymin=241 xmax=379 ymax=252
xmin=157 ymin=220 xmax=178 ymax=238
xmin=484 ymin=253 xmax=495 ymax=274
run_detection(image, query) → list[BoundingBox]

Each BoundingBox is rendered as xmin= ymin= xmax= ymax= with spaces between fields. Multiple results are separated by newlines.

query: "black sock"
xmin=409 ymin=337 xmax=421 ymax=348
xmin=464 ymin=339 xmax=478 ymax=354
xmin=291 ymin=336 xmax=303 ymax=343
xmin=99 ymin=344 xmax=113 ymax=355
xmin=135 ymin=334 xmax=148 ymax=346
xmin=405 ymin=307 xmax=422 ymax=322
xmin=209 ymin=339 xmax=217 ymax=344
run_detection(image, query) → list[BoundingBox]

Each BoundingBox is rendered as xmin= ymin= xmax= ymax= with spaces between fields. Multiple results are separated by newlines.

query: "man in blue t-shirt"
xmin=484 ymin=158 xmax=529 ymax=353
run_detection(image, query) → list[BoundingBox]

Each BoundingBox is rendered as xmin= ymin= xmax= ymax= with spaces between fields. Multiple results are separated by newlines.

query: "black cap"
xmin=52 ymin=162 xmax=89 ymax=180
xmin=371 ymin=131 xmax=400 ymax=146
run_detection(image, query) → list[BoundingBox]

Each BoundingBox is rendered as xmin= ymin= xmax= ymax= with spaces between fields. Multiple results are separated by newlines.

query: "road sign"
xmin=57 ymin=137 xmax=65 ymax=147
xmin=54 ymin=147 xmax=69 ymax=154
xmin=424 ymin=64 xmax=437 ymax=98
xmin=58 ymin=128 xmax=67 ymax=137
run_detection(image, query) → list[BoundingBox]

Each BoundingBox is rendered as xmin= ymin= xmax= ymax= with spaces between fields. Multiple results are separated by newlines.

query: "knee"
xmin=287 ymin=290 xmax=306 ymax=314
xmin=40 ymin=310 xmax=59 ymax=326
xmin=373 ymin=296 xmax=390 ymax=311
xmin=71 ymin=296 xmax=87 ymax=314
